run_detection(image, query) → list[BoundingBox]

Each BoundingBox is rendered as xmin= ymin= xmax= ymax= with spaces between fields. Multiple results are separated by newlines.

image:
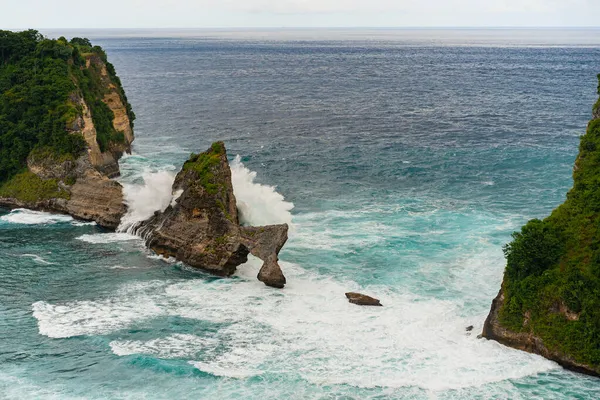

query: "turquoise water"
xmin=2 ymin=29 xmax=600 ymax=398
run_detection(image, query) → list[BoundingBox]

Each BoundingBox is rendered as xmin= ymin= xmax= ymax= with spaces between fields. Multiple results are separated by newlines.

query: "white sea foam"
xmin=0 ymin=209 xmax=73 ymax=225
xmin=70 ymin=220 xmax=97 ymax=227
xmin=115 ymin=155 xmax=293 ymax=234
xmin=26 ymin=159 xmax=552 ymax=391
xmin=190 ymin=361 xmax=260 ymax=379
xmin=145 ymin=253 xmax=179 ymax=263
xmin=76 ymin=233 xmax=141 ymax=244
xmin=32 ymin=254 xmax=551 ymax=389
xmin=230 ymin=155 xmax=294 ymax=226
xmin=107 ymin=265 xmax=140 ymax=270
xmin=119 ymin=170 xmax=176 ymax=232
xmin=171 ymin=258 xmax=556 ymax=390
xmin=170 ymin=189 xmax=183 ymax=206
xmin=19 ymin=254 xmax=55 ymax=265
xmin=32 ymin=282 xmax=167 ymax=338
xmin=110 ymin=334 xmax=218 ymax=358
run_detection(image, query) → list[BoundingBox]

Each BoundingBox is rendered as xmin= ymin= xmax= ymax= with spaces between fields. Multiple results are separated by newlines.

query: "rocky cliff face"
xmin=0 ymin=49 xmax=133 ymax=229
xmin=483 ymin=287 xmax=599 ymax=376
xmin=482 ymin=81 xmax=600 ymax=377
xmin=137 ymin=142 xmax=289 ymax=288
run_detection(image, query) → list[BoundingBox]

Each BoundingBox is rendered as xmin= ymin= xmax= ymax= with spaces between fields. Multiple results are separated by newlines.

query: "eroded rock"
xmin=345 ymin=292 xmax=383 ymax=306
xmin=138 ymin=142 xmax=289 ymax=287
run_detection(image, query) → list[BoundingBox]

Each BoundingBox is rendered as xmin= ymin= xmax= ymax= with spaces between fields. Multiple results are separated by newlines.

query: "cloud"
xmin=198 ymin=0 xmax=584 ymax=15
xmin=2 ymin=0 xmax=599 ymax=28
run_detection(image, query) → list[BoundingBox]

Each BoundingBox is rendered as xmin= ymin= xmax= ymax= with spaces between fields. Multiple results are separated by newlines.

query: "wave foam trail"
xmin=19 ymin=254 xmax=55 ymax=265
xmin=119 ymin=170 xmax=176 ymax=232
xmin=0 ymin=209 xmax=73 ymax=225
xmin=40 ymin=256 xmax=558 ymax=390
xmin=230 ymin=155 xmax=294 ymax=226
xmin=76 ymin=233 xmax=141 ymax=244
xmin=32 ymin=282 xmax=166 ymax=338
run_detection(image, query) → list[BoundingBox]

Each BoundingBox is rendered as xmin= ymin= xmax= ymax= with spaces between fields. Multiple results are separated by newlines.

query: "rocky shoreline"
xmin=482 ymin=287 xmax=600 ymax=376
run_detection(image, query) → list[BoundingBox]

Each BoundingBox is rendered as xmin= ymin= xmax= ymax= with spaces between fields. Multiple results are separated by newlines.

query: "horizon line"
xmin=15 ymin=26 xmax=600 ymax=30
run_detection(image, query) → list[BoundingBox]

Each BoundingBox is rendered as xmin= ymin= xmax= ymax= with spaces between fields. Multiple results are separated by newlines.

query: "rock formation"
xmin=0 ymin=39 xmax=134 ymax=230
xmin=0 ymin=33 xmax=290 ymax=288
xmin=482 ymin=77 xmax=600 ymax=377
xmin=137 ymin=142 xmax=289 ymax=288
xmin=345 ymin=292 xmax=382 ymax=306
xmin=483 ymin=288 xmax=599 ymax=376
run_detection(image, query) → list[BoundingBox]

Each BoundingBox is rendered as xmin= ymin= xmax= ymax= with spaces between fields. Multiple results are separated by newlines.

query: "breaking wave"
xmin=119 ymin=170 xmax=176 ymax=232
xmin=1 ymin=209 xmax=74 ymax=225
xmin=230 ymin=155 xmax=294 ymax=226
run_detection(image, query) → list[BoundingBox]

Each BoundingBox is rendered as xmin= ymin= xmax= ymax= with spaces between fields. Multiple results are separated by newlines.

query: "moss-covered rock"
xmin=138 ymin=142 xmax=289 ymax=288
xmin=0 ymin=171 xmax=69 ymax=203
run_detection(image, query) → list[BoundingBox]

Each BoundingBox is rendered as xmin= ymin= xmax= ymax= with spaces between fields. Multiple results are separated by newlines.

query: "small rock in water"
xmin=466 ymin=325 xmax=474 ymax=332
xmin=345 ymin=292 xmax=382 ymax=306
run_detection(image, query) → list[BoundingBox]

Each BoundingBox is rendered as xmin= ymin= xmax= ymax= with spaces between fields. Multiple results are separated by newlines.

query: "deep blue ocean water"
xmin=2 ymin=29 xmax=600 ymax=399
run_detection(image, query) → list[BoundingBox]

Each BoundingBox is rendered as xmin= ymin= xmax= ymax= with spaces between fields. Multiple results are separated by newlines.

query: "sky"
xmin=2 ymin=0 xmax=599 ymax=28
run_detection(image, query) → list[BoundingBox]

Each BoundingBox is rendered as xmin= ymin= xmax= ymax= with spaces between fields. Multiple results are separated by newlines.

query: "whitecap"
xmin=110 ymin=334 xmax=218 ymax=358
xmin=75 ymin=233 xmax=141 ymax=244
xmin=19 ymin=254 xmax=55 ymax=265
xmin=190 ymin=361 xmax=260 ymax=379
xmin=32 ymin=281 xmax=167 ymax=338
xmin=0 ymin=209 xmax=73 ymax=225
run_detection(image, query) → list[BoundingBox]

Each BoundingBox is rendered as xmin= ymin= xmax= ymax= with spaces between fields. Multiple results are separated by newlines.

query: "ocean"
xmin=1 ymin=28 xmax=600 ymax=399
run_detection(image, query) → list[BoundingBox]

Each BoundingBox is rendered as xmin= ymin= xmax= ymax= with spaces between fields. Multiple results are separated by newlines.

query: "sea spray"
xmin=118 ymin=155 xmax=294 ymax=235
xmin=119 ymin=170 xmax=176 ymax=233
xmin=230 ymin=155 xmax=294 ymax=226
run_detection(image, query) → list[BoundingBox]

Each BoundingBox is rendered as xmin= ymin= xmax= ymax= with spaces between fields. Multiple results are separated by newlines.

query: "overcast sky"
xmin=3 ymin=0 xmax=599 ymax=28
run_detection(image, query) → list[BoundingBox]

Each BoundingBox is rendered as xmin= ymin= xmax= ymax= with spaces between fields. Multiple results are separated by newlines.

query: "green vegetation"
xmin=0 ymin=170 xmax=69 ymax=202
xmin=183 ymin=142 xmax=226 ymax=195
xmin=499 ymin=76 xmax=600 ymax=368
xmin=0 ymin=29 xmax=134 ymax=186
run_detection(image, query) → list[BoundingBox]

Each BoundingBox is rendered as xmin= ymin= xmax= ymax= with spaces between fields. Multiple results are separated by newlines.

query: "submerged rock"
xmin=138 ymin=142 xmax=289 ymax=287
xmin=345 ymin=292 xmax=382 ymax=306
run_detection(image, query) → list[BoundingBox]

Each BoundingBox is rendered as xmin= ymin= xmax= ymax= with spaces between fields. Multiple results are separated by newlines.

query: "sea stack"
xmin=137 ymin=142 xmax=289 ymax=288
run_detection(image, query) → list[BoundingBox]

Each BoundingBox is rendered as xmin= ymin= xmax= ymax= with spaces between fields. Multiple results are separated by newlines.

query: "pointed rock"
xmin=257 ymin=256 xmax=286 ymax=289
xmin=138 ymin=142 xmax=289 ymax=287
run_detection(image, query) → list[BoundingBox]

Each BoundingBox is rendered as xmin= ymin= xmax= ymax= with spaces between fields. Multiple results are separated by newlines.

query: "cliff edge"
xmin=483 ymin=75 xmax=600 ymax=377
xmin=0 ymin=31 xmax=135 ymax=229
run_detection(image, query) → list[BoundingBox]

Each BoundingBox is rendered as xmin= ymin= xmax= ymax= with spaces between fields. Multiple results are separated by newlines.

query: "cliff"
xmin=0 ymin=31 xmax=134 ymax=229
xmin=483 ymin=75 xmax=600 ymax=376
xmin=137 ymin=142 xmax=289 ymax=288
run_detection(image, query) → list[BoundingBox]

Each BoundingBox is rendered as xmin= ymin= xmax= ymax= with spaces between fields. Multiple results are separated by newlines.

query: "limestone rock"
xmin=345 ymin=292 xmax=383 ymax=306
xmin=138 ymin=142 xmax=289 ymax=287
xmin=66 ymin=168 xmax=127 ymax=229
xmin=257 ymin=256 xmax=287 ymax=288
xmin=0 ymin=51 xmax=133 ymax=229
xmin=482 ymin=288 xmax=600 ymax=377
